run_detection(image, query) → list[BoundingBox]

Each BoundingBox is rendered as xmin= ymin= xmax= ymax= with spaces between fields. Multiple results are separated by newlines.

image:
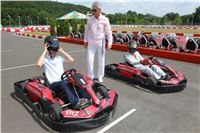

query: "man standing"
xmin=84 ymin=1 xmax=112 ymax=83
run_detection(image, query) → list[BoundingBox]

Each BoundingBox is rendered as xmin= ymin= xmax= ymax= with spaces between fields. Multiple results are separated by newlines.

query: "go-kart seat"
xmin=71 ymin=73 xmax=87 ymax=86
xmin=186 ymin=38 xmax=198 ymax=51
xmin=162 ymin=37 xmax=170 ymax=48
xmin=132 ymin=34 xmax=139 ymax=41
xmin=139 ymin=35 xmax=148 ymax=47
xmin=170 ymin=39 xmax=177 ymax=49
xmin=112 ymin=33 xmax=123 ymax=44
xmin=161 ymin=37 xmax=177 ymax=50
xmin=148 ymin=36 xmax=160 ymax=48
xmin=112 ymin=33 xmax=118 ymax=41
xmin=122 ymin=33 xmax=129 ymax=43
xmin=127 ymin=33 xmax=134 ymax=40
xmin=195 ymin=39 xmax=200 ymax=49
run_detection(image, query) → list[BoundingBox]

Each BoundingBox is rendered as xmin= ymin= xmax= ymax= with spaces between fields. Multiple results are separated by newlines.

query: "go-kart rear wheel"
xmin=49 ymin=103 xmax=62 ymax=122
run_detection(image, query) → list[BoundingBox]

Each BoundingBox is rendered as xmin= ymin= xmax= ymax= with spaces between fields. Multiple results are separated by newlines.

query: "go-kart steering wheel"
xmin=61 ymin=69 xmax=77 ymax=80
xmin=69 ymin=68 xmax=76 ymax=76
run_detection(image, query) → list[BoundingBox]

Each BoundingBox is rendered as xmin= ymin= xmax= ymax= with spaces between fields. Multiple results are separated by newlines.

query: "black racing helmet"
xmin=128 ymin=40 xmax=138 ymax=53
xmin=44 ymin=36 xmax=59 ymax=52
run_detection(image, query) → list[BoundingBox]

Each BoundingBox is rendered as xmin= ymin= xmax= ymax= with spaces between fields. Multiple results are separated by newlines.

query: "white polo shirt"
xmin=43 ymin=55 xmax=64 ymax=84
xmin=84 ymin=14 xmax=112 ymax=46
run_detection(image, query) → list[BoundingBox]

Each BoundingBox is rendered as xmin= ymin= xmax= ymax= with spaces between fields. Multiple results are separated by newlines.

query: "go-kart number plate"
xmin=65 ymin=110 xmax=79 ymax=117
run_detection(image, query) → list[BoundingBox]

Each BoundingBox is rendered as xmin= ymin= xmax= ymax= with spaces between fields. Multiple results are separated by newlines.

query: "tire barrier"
xmin=1 ymin=25 xmax=50 ymax=33
xmin=15 ymin=32 xmax=44 ymax=39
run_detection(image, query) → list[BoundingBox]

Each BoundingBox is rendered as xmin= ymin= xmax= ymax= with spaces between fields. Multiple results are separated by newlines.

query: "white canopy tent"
xmin=57 ymin=11 xmax=88 ymax=20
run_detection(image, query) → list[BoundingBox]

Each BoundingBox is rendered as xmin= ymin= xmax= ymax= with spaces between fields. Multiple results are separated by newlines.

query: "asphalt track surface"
xmin=1 ymin=32 xmax=200 ymax=133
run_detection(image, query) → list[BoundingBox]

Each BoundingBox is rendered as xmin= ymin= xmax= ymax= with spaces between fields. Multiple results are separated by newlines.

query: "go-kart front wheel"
xmin=105 ymin=64 xmax=116 ymax=76
xmin=97 ymin=86 xmax=108 ymax=98
xmin=49 ymin=103 xmax=62 ymax=122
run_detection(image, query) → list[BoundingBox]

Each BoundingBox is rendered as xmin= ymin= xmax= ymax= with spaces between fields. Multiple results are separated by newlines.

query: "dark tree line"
xmin=1 ymin=1 xmax=90 ymax=27
xmin=107 ymin=6 xmax=200 ymax=25
xmin=1 ymin=1 xmax=199 ymax=27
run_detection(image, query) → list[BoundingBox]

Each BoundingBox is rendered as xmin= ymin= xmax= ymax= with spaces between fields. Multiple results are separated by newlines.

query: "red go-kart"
xmin=14 ymin=69 xmax=118 ymax=132
xmin=105 ymin=57 xmax=187 ymax=93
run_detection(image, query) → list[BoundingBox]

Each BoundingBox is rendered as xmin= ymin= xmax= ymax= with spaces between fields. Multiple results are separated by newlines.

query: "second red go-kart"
xmin=105 ymin=56 xmax=187 ymax=93
xmin=14 ymin=69 xmax=118 ymax=132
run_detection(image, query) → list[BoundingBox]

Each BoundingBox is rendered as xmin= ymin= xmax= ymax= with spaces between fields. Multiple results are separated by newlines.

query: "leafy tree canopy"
xmin=1 ymin=1 xmax=199 ymax=26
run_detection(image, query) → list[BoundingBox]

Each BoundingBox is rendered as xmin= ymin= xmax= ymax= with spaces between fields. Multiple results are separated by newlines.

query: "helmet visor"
xmin=131 ymin=43 xmax=137 ymax=49
xmin=48 ymin=46 xmax=59 ymax=52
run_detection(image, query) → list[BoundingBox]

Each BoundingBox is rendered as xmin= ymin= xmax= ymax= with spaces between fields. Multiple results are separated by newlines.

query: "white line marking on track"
xmin=67 ymin=49 xmax=86 ymax=53
xmin=1 ymin=64 xmax=35 ymax=72
xmin=1 ymin=49 xmax=13 ymax=52
xmin=97 ymin=108 xmax=136 ymax=133
xmin=1 ymin=50 xmax=86 ymax=72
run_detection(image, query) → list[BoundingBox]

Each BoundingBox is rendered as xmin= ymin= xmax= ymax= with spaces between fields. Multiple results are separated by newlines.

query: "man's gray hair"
xmin=92 ymin=1 xmax=101 ymax=10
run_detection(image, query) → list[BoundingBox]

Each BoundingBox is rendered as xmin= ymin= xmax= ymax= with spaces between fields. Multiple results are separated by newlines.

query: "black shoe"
xmin=79 ymin=98 xmax=89 ymax=105
xmin=73 ymin=102 xmax=81 ymax=110
xmin=93 ymin=78 xmax=99 ymax=82
xmin=73 ymin=99 xmax=89 ymax=110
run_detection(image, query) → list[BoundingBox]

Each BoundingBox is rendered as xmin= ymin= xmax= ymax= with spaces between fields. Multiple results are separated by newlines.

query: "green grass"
xmin=27 ymin=31 xmax=50 ymax=36
xmin=27 ymin=27 xmax=199 ymax=36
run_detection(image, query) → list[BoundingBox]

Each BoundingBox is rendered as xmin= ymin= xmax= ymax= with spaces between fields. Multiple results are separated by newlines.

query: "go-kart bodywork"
xmin=14 ymin=69 xmax=118 ymax=132
xmin=105 ymin=57 xmax=187 ymax=93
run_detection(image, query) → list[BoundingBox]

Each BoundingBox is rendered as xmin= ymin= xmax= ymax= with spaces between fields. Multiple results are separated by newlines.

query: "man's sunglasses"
xmin=92 ymin=9 xmax=97 ymax=12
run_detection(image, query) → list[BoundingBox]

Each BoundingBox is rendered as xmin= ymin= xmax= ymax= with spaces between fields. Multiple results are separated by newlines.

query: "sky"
xmin=56 ymin=0 xmax=200 ymax=17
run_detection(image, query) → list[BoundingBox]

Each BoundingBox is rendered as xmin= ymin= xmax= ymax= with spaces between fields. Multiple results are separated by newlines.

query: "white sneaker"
xmin=98 ymin=78 xmax=103 ymax=83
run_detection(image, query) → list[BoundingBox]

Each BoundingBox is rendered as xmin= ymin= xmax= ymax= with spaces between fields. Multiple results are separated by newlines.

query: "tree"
xmin=1 ymin=1 xmax=90 ymax=27
xmin=49 ymin=18 xmax=57 ymax=35
xmin=71 ymin=20 xmax=78 ymax=34
xmin=57 ymin=20 xmax=70 ymax=36
xmin=181 ymin=15 xmax=191 ymax=25
xmin=79 ymin=20 xmax=86 ymax=33
xmin=2 ymin=1 xmax=199 ymax=26
xmin=193 ymin=6 xmax=200 ymax=25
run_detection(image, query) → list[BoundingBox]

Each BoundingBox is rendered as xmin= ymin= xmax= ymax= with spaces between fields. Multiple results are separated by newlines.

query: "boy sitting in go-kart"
xmin=36 ymin=36 xmax=88 ymax=109
xmin=123 ymin=40 xmax=169 ymax=80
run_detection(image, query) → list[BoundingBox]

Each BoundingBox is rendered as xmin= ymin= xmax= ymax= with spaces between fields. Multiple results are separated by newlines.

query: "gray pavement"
xmin=1 ymin=32 xmax=200 ymax=133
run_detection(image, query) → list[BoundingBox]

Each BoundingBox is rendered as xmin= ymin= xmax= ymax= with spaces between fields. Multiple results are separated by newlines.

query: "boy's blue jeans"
xmin=50 ymin=80 xmax=78 ymax=106
xmin=50 ymin=80 xmax=89 ymax=106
